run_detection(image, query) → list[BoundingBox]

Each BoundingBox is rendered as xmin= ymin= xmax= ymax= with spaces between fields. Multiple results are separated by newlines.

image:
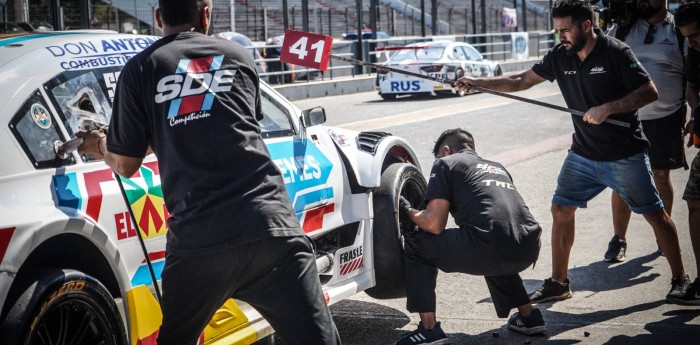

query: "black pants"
xmin=403 ymin=229 xmax=535 ymax=318
xmin=157 ymin=236 xmax=341 ymax=345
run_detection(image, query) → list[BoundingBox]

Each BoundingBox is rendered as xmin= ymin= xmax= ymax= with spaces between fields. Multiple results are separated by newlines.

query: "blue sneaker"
xmin=508 ymin=308 xmax=547 ymax=335
xmin=394 ymin=321 xmax=450 ymax=345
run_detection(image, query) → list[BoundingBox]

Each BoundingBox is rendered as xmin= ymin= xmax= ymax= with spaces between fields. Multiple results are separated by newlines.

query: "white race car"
xmin=0 ymin=31 xmax=425 ymax=345
xmin=376 ymin=40 xmax=502 ymax=99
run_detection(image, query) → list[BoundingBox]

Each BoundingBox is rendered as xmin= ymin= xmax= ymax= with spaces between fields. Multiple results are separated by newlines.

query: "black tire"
xmin=494 ymin=65 xmax=503 ymax=76
xmin=455 ymin=69 xmax=466 ymax=97
xmin=380 ymin=93 xmax=397 ymax=100
xmin=0 ymin=269 xmax=127 ymax=345
xmin=366 ymin=163 xmax=426 ymax=299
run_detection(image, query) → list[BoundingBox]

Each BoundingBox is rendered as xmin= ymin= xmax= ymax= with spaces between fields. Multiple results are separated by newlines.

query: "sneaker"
xmin=666 ymin=275 xmax=693 ymax=303
xmin=508 ymin=308 xmax=547 ymax=335
xmin=667 ymin=278 xmax=700 ymax=305
xmin=528 ymin=278 xmax=573 ymax=303
xmin=394 ymin=321 xmax=450 ymax=345
xmin=604 ymin=235 xmax=627 ymax=262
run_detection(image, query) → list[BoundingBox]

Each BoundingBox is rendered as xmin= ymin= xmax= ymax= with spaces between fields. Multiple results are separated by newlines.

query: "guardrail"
xmin=245 ymin=31 xmax=555 ymax=85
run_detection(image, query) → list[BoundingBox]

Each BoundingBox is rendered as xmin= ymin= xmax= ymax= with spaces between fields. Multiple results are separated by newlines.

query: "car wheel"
xmin=380 ymin=93 xmax=397 ymax=100
xmin=494 ymin=65 xmax=503 ymax=76
xmin=0 ymin=269 xmax=127 ymax=345
xmin=455 ymin=69 xmax=466 ymax=96
xmin=366 ymin=163 xmax=426 ymax=299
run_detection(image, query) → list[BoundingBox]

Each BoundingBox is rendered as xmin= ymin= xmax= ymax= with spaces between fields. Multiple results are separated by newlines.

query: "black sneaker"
xmin=394 ymin=321 xmax=450 ymax=345
xmin=508 ymin=308 xmax=547 ymax=335
xmin=528 ymin=278 xmax=573 ymax=303
xmin=667 ymin=278 xmax=700 ymax=305
xmin=666 ymin=275 xmax=693 ymax=303
xmin=604 ymin=235 xmax=627 ymax=262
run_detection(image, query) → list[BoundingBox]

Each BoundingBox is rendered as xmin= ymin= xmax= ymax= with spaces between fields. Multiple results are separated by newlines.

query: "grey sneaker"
xmin=529 ymin=278 xmax=573 ymax=303
xmin=604 ymin=235 xmax=627 ymax=262
xmin=667 ymin=278 xmax=700 ymax=306
xmin=508 ymin=308 xmax=547 ymax=335
xmin=666 ymin=275 xmax=692 ymax=303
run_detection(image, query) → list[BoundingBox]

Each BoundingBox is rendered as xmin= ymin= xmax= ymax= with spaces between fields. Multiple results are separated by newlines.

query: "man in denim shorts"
xmin=454 ymin=0 xmax=689 ymax=303
xmin=666 ymin=0 xmax=700 ymax=306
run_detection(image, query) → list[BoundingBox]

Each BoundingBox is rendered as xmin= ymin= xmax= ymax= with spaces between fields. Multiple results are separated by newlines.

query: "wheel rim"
xmin=397 ymin=176 xmax=425 ymax=237
xmin=27 ymin=296 xmax=116 ymax=345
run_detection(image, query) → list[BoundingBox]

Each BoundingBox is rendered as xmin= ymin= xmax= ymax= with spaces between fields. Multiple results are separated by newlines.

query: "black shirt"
xmin=425 ymin=150 xmax=541 ymax=262
xmin=532 ymin=29 xmax=651 ymax=161
xmin=108 ymin=32 xmax=302 ymax=255
xmin=688 ymin=48 xmax=700 ymax=85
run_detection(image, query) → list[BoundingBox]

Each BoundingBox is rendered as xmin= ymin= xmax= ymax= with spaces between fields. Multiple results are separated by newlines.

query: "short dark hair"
xmin=675 ymin=0 xmax=700 ymax=28
xmin=432 ymin=128 xmax=475 ymax=157
xmin=551 ymin=0 xmax=594 ymax=25
xmin=158 ymin=0 xmax=206 ymax=27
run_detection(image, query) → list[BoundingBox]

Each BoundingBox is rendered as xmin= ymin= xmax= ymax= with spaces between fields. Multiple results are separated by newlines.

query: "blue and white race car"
xmin=376 ymin=40 xmax=502 ymax=100
xmin=0 ymin=30 xmax=425 ymax=345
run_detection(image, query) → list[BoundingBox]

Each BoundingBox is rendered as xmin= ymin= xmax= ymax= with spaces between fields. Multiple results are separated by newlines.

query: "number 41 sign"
xmin=279 ymin=29 xmax=334 ymax=71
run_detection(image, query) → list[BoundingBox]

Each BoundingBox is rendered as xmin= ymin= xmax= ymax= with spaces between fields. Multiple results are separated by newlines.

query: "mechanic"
xmin=453 ymin=0 xmax=689 ymax=305
xmin=77 ymin=0 xmax=341 ymax=344
xmin=666 ymin=0 xmax=700 ymax=305
xmin=603 ymin=0 xmax=688 ymax=263
xmin=394 ymin=128 xmax=546 ymax=345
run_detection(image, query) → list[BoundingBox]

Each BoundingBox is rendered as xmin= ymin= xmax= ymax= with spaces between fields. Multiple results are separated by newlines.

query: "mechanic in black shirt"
xmin=77 ymin=1 xmax=340 ymax=344
xmin=454 ymin=0 xmax=689 ymax=304
xmin=394 ymin=129 xmax=545 ymax=345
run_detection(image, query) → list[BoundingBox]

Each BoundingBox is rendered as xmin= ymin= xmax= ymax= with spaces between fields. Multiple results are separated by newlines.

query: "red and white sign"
xmin=279 ymin=29 xmax=333 ymax=71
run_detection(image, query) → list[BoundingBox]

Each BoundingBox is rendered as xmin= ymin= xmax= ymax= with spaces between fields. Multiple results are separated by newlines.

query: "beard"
xmin=637 ymin=1 xmax=662 ymax=20
xmin=563 ymin=34 xmax=586 ymax=56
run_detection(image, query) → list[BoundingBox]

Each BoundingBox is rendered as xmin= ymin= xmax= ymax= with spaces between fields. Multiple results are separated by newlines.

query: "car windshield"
xmin=390 ymin=45 xmax=446 ymax=62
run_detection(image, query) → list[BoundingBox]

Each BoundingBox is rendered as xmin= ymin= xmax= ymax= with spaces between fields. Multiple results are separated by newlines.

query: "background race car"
xmin=0 ymin=31 xmax=425 ymax=345
xmin=375 ymin=40 xmax=502 ymax=100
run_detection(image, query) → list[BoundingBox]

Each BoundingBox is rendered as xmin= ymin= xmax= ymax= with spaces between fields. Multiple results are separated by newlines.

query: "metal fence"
xmin=255 ymin=30 xmax=555 ymax=84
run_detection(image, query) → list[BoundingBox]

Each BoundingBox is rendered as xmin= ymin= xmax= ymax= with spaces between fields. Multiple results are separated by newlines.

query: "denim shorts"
xmin=552 ymin=150 xmax=663 ymax=214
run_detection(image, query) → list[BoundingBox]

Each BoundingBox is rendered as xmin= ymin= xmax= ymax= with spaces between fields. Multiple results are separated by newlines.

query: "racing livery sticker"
xmin=267 ymin=139 xmax=336 ymax=233
xmin=338 ymin=245 xmax=364 ymax=276
xmin=119 ymin=165 xmax=169 ymax=240
xmin=43 ymin=37 xmax=158 ymax=70
xmin=0 ymin=227 xmax=16 ymax=264
xmin=31 ymin=103 xmax=52 ymax=129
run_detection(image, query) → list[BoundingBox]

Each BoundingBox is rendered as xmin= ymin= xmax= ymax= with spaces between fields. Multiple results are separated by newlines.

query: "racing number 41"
xmin=280 ymin=29 xmax=334 ymax=71
xmin=288 ymin=37 xmax=325 ymax=63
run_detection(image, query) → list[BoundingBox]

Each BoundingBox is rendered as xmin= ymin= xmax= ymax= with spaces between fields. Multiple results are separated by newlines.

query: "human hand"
xmin=77 ymin=130 xmax=106 ymax=159
xmin=399 ymin=196 xmax=412 ymax=218
xmin=582 ymin=105 xmax=610 ymax=125
xmin=453 ymin=76 xmax=478 ymax=94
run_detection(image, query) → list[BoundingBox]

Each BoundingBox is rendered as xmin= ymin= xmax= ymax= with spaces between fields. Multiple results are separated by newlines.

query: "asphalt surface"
xmin=291 ymin=86 xmax=700 ymax=344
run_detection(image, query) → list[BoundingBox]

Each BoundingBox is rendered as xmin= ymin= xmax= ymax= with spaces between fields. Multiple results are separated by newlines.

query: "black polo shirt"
xmin=424 ymin=150 xmax=541 ymax=262
xmin=688 ymin=48 xmax=700 ymax=85
xmin=532 ymin=29 xmax=650 ymax=161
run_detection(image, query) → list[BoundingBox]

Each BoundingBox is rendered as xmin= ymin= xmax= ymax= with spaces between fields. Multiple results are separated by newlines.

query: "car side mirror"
xmin=301 ymin=107 xmax=327 ymax=127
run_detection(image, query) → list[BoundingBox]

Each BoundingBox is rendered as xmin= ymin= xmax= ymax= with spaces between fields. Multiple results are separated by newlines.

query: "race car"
xmin=0 ymin=31 xmax=425 ymax=345
xmin=375 ymin=40 xmax=503 ymax=100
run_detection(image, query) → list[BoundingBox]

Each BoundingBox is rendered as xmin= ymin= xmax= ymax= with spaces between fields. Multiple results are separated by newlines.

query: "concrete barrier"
xmin=271 ymin=57 xmax=542 ymax=101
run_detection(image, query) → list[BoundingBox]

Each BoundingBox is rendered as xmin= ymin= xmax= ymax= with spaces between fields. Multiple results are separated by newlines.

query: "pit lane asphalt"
xmin=291 ymin=84 xmax=700 ymax=345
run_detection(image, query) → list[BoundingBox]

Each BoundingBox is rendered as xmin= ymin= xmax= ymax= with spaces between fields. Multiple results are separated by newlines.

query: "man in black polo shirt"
xmin=454 ymin=0 xmax=689 ymax=304
xmin=394 ymin=129 xmax=545 ymax=345
xmin=77 ymin=0 xmax=340 ymax=344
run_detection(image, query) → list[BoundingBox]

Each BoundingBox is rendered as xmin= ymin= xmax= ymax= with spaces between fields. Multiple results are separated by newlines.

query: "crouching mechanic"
xmin=394 ymin=128 xmax=546 ymax=345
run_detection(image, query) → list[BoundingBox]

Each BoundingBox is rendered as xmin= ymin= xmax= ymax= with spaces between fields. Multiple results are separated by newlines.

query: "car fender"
xmin=324 ymin=127 xmax=421 ymax=188
xmin=0 ymin=207 xmax=129 ymax=307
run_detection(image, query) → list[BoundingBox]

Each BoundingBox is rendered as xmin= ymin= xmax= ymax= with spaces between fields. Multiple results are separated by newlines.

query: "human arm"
xmin=453 ymin=69 xmax=546 ymax=94
xmin=582 ymin=80 xmax=658 ymax=125
xmin=404 ymin=198 xmax=450 ymax=235
xmin=77 ymin=130 xmax=144 ymax=177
